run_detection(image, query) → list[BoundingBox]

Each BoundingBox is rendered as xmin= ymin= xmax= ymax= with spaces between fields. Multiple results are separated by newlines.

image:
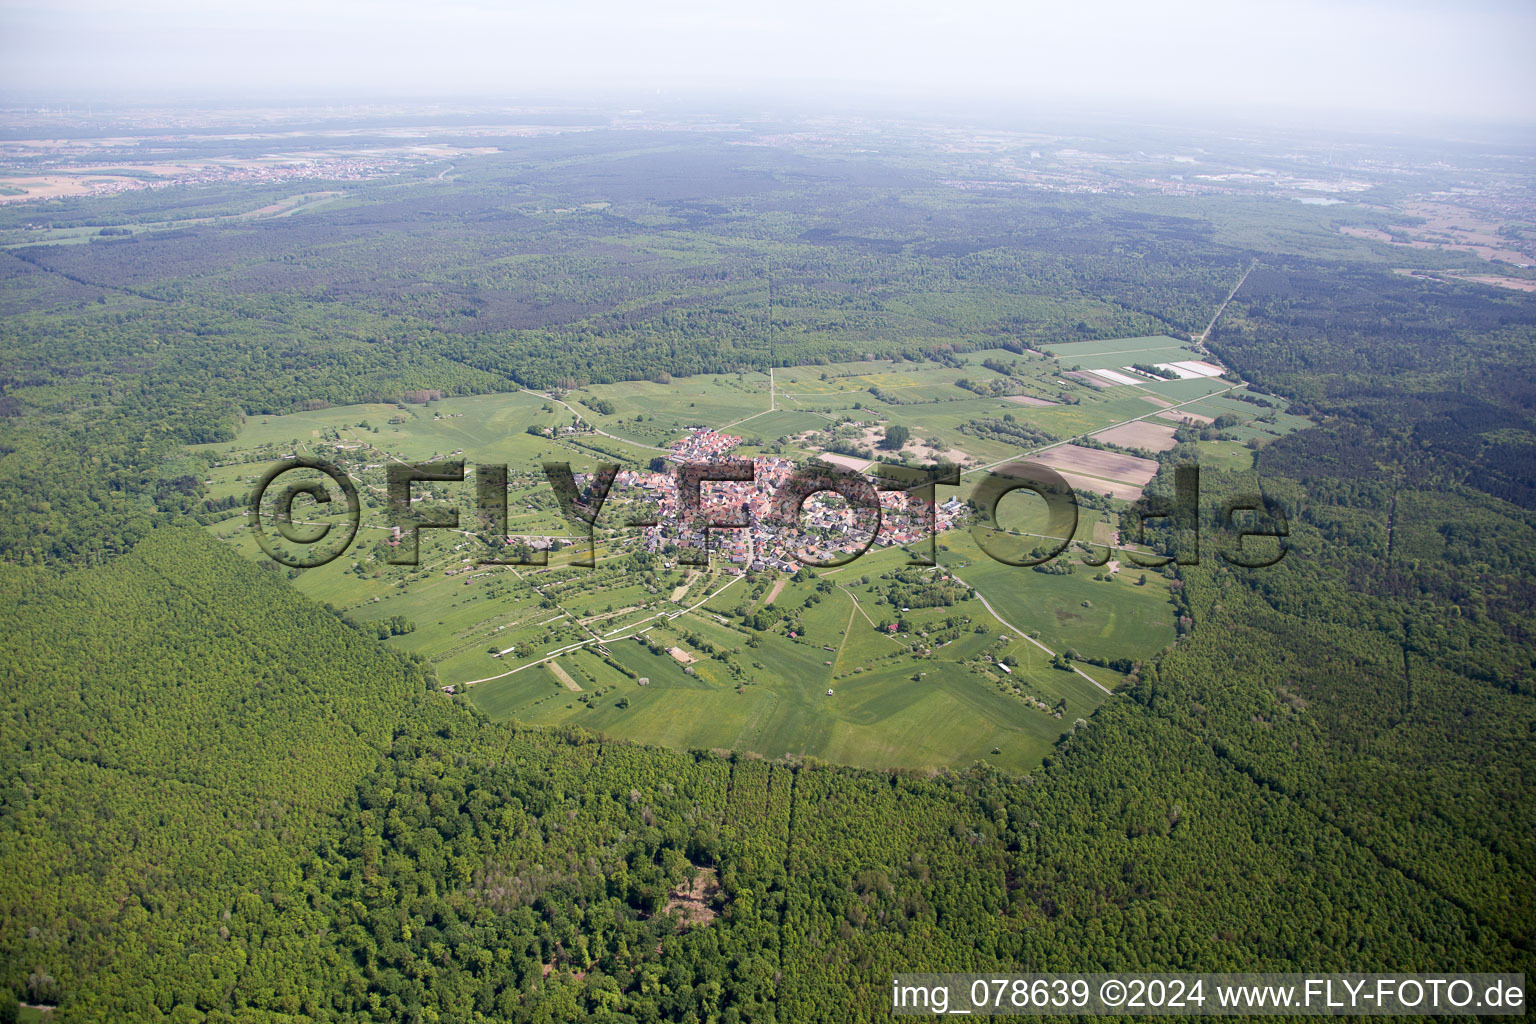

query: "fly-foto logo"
xmin=248 ymin=457 xmax=1288 ymax=571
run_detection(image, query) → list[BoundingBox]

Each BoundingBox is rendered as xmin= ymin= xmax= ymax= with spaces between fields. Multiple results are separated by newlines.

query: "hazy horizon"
xmin=2 ymin=0 xmax=1534 ymax=128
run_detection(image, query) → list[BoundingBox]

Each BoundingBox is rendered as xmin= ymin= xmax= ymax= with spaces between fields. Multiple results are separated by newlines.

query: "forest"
xmin=1 ymin=124 xmax=1533 ymax=1021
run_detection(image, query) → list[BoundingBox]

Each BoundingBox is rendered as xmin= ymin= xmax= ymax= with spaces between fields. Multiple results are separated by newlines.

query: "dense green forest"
xmin=4 ymin=525 xmax=1524 ymax=1021
xmin=1 ymin=128 xmax=1533 ymax=1020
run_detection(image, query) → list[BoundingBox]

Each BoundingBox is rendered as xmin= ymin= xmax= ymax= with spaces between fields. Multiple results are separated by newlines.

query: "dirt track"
xmin=548 ymin=660 xmax=582 ymax=691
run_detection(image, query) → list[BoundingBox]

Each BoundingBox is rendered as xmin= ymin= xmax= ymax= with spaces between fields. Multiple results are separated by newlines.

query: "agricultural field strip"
xmin=1051 ymin=344 xmax=1190 ymax=360
xmin=457 ymin=574 xmax=746 ymax=686
xmin=547 ymin=661 xmax=582 ymax=692
xmin=782 ymin=380 xmax=938 ymax=394
xmin=759 ymin=577 xmax=786 ymax=608
xmin=1030 ymin=445 xmax=1159 ymax=486
xmin=1089 ymin=421 xmax=1179 ymax=453
xmin=1085 ymin=368 xmax=1145 ymax=387
xmin=961 ymin=382 xmax=1243 ymax=478
xmin=830 ymin=602 xmax=859 ymax=672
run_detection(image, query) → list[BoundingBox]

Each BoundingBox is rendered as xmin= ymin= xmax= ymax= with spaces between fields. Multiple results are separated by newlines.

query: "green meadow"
xmin=466 ymin=544 xmax=1115 ymax=772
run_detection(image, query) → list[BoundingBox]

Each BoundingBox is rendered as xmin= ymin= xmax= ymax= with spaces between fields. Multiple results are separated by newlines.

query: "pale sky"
xmin=2 ymin=0 xmax=1533 ymax=124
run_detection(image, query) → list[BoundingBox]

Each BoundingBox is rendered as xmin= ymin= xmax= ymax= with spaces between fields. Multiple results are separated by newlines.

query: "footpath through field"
xmin=947 ymin=569 xmax=1115 ymax=696
xmin=520 ymin=388 xmax=671 ymax=453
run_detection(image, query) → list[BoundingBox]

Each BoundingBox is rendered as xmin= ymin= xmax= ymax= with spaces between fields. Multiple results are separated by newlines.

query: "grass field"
xmin=1044 ymin=335 xmax=1198 ymax=362
xmin=464 ymin=544 xmax=1118 ymax=771
xmin=1193 ymin=439 xmax=1257 ymax=473
xmin=943 ymin=531 xmax=1178 ymax=668
xmin=730 ymin=409 xmax=830 ymax=438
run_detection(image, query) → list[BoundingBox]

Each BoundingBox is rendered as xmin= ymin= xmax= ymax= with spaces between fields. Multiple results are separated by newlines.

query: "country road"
xmin=1197 ymin=259 xmax=1258 ymax=347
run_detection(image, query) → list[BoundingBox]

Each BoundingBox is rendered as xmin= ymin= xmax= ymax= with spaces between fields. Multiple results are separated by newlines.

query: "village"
xmin=610 ymin=428 xmax=967 ymax=572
